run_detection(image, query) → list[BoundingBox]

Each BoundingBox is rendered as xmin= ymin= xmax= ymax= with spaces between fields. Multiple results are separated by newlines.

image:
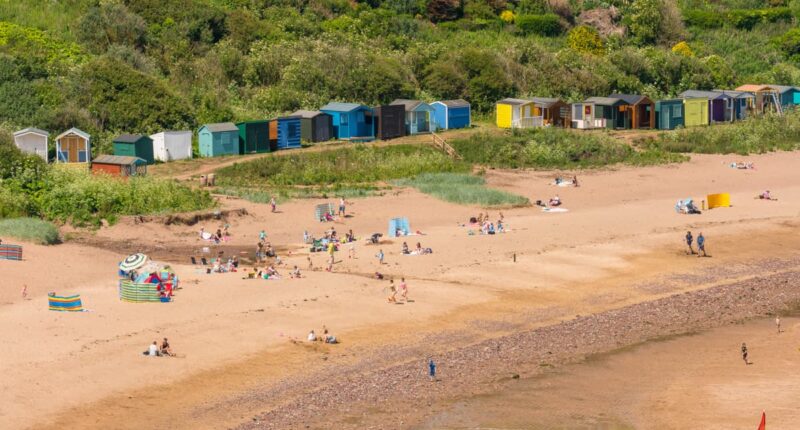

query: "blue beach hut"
xmin=276 ymin=116 xmax=302 ymax=150
xmin=320 ymin=102 xmax=375 ymax=140
xmin=198 ymin=122 xmax=239 ymax=157
xmin=431 ymin=99 xmax=471 ymax=130
xmin=391 ymin=99 xmax=438 ymax=135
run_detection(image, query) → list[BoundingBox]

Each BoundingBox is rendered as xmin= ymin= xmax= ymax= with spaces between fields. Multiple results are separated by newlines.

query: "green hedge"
xmin=516 ymin=14 xmax=562 ymax=36
xmin=684 ymin=7 xmax=792 ymax=30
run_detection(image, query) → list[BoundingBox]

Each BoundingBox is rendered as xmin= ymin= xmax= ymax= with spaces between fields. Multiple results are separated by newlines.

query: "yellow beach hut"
xmin=683 ymin=98 xmax=709 ymax=127
xmin=496 ymin=98 xmax=535 ymax=129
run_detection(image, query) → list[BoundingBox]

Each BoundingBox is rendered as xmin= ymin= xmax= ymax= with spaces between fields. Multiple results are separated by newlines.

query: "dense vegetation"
xmin=3 ymin=0 xmax=800 ymax=156
xmin=645 ymin=110 xmax=800 ymax=154
xmin=0 ymin=138 xmax=214 ymax=226
xmin=450 ymin=128 xmax=687 ymax=168
xmin=395 ymin=173 xmax=530 ymax=206
xmin=0 ymin=217 xmax=60 ymax=245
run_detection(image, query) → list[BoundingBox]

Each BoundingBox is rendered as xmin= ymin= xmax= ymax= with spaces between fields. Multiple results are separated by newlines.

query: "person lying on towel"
xmin=549 ymin=195 xmax=562 ymax=207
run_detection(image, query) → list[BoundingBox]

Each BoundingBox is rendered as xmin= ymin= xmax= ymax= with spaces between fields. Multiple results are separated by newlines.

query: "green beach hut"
xmin=655 ymin=99 xmax=684 ymax=130
xmin=112 ymin=134 xmax=154 ymax=164
xmin=237 ymin=120 xmax=271 ymax=154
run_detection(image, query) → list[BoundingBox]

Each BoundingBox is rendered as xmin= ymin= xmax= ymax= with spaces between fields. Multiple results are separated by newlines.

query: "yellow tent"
xmin=707 ymin=193 xmax=730 ymax=209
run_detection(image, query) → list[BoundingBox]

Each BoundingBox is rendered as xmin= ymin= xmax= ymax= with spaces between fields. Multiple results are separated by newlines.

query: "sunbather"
xmin=758 ymin=190 xmax=776 ymax=200
xmin=160 ymin=338 xmax=174 ymax=356
xmin=290 ymin=266 xmax=301 ymax=278
xmin=402 ymin=242 xmax=410 ymax=254
xmin=549 ymin=195 xmax=561 ymax=206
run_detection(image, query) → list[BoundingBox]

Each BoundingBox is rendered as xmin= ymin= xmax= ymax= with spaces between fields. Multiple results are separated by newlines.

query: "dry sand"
xmin=2 ymin=152 xmax=800 ymax=429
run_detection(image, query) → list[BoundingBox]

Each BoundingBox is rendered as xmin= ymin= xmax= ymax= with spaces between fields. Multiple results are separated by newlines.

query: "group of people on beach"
xmin=387 ymin=278 xmax=410 ymax=303
xmin=684 ymin=231 xmax=707 ymax=257
xmin=308 ymin=326 xmax=338 ymax=344
xmin=143 ymin=338 xmax=174 ymax=357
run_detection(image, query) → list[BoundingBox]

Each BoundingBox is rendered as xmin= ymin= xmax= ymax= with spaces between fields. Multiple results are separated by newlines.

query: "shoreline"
xmin=238 ymin=264 xmax=800 ymax=429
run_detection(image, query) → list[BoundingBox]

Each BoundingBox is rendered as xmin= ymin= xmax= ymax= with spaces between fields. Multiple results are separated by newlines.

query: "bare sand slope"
xmin=1 ymin=152 xmax=799 ymax=429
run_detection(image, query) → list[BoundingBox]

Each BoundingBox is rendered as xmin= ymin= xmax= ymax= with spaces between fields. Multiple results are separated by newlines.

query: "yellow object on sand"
xmin=707 ymin=193 xmax=731 ymax=209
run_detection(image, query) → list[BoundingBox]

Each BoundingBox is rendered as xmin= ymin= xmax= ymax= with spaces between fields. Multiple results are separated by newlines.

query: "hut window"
xmin=672 ymin=105 xmax=682 ymax=118
xmin=78 ymin=150 xmax=87 ymax=162
xmin=573 ymin=105 xmax=583 ymax=120
xmin=341 ymin=114 xmax=349 ymax=126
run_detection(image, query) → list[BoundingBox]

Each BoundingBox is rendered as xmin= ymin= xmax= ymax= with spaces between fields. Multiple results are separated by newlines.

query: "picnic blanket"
xmin=551 ymin=181 xmax=575 ymax=187
xmin=0 ymin=244 xmax=22 ymax=261
xmin=48 ymin=294 xmax=85 ymax=312
xmin=541 ymin=207 xmax=569 ymax=213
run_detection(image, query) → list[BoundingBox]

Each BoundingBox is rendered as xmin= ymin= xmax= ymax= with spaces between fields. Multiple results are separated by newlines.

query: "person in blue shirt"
xmin=428 ymin=359 xmax=436 ymax=381
xmin=685 ymin=231 xmax=694 ymax=255
xmin=697 ymin=232 xmax=706 ymax=257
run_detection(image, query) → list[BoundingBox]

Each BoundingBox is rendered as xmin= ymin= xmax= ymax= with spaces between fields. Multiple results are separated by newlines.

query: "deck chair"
xmin=201 ymin=257 xmax=208 ymax=265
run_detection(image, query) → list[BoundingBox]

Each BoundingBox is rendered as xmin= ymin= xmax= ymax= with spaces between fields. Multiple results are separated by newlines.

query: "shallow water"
xmin=415 ymin=317 xmax=800 ymax=430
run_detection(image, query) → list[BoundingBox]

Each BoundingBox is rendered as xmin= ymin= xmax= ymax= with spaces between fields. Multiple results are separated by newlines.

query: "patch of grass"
xmin=217 ymin=185 xmax=387 ymax=203
xmin=0 ymin=217 xmax=60 ymax=245
xmin=215 ymin=144 xmax=470 ymax=187
xmin=643 ymin=111 xmax=800 ymax=155
xmin=395 ymin=173 xmax=530 ymax=207
xmin=451 ymin=128 xmax=684 ymax=169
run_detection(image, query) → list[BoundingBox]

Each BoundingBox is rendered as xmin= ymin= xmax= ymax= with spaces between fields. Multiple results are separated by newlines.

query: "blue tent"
xmin=388 ymin=217 xmax=411 ymax=237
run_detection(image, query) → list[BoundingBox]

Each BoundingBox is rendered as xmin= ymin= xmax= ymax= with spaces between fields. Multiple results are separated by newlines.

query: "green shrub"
xmin=0 ymin=217 xmax=60 ymax=245
xmin=775 ymin=28 xmax=800 ymax=61
xmin=728 ymin=9 xmax=763 ymax=30
xmin=567 ymin=25 xmax=606 ymax=55
xmin=395 ymin=173 xmax=530 ymax=207
xmin=683 ymin=10 xmax=724 ymax=28
xmin=515 ymin=14 xmax=562 ymax=36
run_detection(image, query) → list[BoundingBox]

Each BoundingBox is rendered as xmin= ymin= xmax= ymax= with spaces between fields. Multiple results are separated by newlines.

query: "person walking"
xmin=428 ymin=358 xmax=436 ymax=381
xmin=259 ymin=229 xmax=267 ymax=242
xmin=338 ymin=197 xmax=346 ymax=217
xmin=387 ymin=280 xmax=397 ymax=303
xmin=376 ymin=249 xmax=385 ymax=265
xmin=326 ymin=242 xmax=335 ymax=272
xmin=741 ymin=342 xmax=750 ymax=365
xmin=697 ymin=232 xmax=707 ymax=257
xmin=270 ymin=196 xmax=277 ymax=213
xmin=399 ymin=277 xmax=409 ymax=302
xmin=685 ymin=231 xmax=695 ymax=255
xmin=776 ymin=316 xmax=781 ymax=334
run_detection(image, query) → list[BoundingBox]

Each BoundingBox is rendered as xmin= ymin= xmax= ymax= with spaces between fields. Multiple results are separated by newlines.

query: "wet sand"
xmin=420 ymin=316 xmax=800 ymax=430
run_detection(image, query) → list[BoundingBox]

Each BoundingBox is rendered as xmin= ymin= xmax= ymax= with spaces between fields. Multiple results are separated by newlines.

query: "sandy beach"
xmin=3 ymin=151 xmax=800 ymax=429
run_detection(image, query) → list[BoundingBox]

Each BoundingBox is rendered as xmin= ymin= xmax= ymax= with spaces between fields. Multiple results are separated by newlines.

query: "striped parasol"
xmin=119 ymin=253 xmax=148 ymax=272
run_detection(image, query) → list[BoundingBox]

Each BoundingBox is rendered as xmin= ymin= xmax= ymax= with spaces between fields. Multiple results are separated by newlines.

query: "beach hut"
xmin=655 ymin=99 xmax=684 ymax=130
xmin=571 ymin=101 xmax=606 ymax=129
xmin=575 ymin=97 xmax=626 ymax=129
xmin=198 ymin=122 xmax=239 ymax=157
xmin=91 ymin=155 xmax=147 ymax=177
xmin=716 ymin=90 xmax=753 ymax=120
xmin=735 ymin=85 xmax=781 ymax=115
xmin=150 ymin=131 xmax=192 ymax=162
xmin=55 ymin=127 xmax=91 ymax=163
xmin=113 ymin=134 xmax=154 ymax=164
xmin=609 ymin=94 xmax=655 ymax=129
xmin=496 ymin=98 xmax=533 ymax=128
xmin=372 ymin=105 xmax=406 ymax=140
xmin=291 ymin=110 xmax=334 ymax=143
xmin=320 ymin=102 xmax=375 ymax=140
xmin=13 ymin=128 xmax=49 ymax=160
xmin=236 ymin=120 xmax=271 ymax=154
xmin=276 ymin=116 xmax=302 ymax=150
xmin=679 ymin=90 xmax=734 ymax=123
xmin=528 ymin=97 xmax=570 ymax=127
xmin=771 ymin=85 xmax=800 ymax=108
xmin=390 ymin=99 xmax=438 ymax=135
xmin=682 ymin=98 xmax=710 ymax=127
xmin=431 ymin=99 xmax=471 ymax=130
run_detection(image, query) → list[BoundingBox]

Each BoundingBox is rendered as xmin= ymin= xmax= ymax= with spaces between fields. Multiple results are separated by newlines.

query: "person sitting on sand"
xmin=497 ymin=219 xmax=505 ymax=233
xmin=160 ymin=338 xmax=174 ymax=356
xmin=375 ymin=272 xmax=384 ymax=280
xmin=266 ymin=266 xmax=279 ymax=277
xmin=758 ymin=190 xmax=776 ymax=200
xmin=554 ymin=176 xmax=562 ymax=185
xmin=324 ymin=212 xmax=334 ymax=222
xmin=290 ymin=266 xmax=301 ymax=278
xmin=399 ymin=277 xmax=409 ymax=302
xmin=143 ymin=341 xmax=161 ymax=357
xmin=402 ymin=242 xmax=410 ymax=254
xmin=488 ymin=223 xmax=496 ymax=235
xmin=265 ymin=244 xmax=276 ymax=258
xmin=308 ymin=330 xmax=317 ymax=341
xmin=215 ymin=228 xmax=223 ymax=242
xmin=549 ymin=195 xmax=561 ymax=207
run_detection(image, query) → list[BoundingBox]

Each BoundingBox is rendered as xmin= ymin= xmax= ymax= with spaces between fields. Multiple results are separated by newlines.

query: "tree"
xmin=625 ymin=0 xmax=662 ymax=46
xmin=704 ymin=55 xmax=734 ymax=88
xmin=423 ymin=61 xmax=468 ymax=99
xmin=77 ymin=4 xmax=148 ymax=53
xmin=567 ymin=25 xmax=606 ymax=56
xmin=427 ymin=0 xmax=462 ymax=22
xmin=467 ymin=73 xmax=515 ymax=112
xmin=775 ymin=28 xmax=800 ymax=63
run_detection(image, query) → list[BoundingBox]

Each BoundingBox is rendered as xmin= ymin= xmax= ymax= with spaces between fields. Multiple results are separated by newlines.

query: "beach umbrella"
xmin=119 ymin=253 xmax=148 ymax=272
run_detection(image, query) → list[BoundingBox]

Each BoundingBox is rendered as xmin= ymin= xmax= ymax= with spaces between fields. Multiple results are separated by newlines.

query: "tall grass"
xmin=216 ymin=144 xmax=470 ymax=186
xmin=451 ymin=128 xmax=685 ymax=169
xmin=395 ymin=173 xmax=530 ymax=207
xmin=34 ymin=166 xmax=215 ymax=226
xmin=644 ymin=111 xmax=800 ymax=155
xmin=0 ymin=217 xmax=60 ymax=245
xmin=217 ymin=185 xmax=386 ymax=203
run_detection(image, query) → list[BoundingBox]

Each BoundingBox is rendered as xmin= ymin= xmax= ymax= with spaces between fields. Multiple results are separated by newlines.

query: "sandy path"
xmin=2 ymin=151 xmax=800 ymax=429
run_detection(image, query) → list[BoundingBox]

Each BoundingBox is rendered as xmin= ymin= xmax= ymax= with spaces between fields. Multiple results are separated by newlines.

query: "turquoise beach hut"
xmin=655 ymin=99 xmax=684 ymax=130
xmin=198 ymin=122 xmax=239 ymax=157
xmin=390 ymin=99 xmax=438 ymax=135
xmin=320 ymin=102 xmax=375 ymax=140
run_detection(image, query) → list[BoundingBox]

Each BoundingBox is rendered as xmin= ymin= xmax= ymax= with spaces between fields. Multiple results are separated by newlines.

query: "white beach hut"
xmin=150 ymin=130 xmax=193 ymax=162
xmin=13 ymin=128 xmax=49 ymax=161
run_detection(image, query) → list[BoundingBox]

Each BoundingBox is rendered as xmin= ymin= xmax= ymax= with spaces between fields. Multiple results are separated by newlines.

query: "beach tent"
xmin=48 ymin=294 xmax=85 ymax=312
xmin=13 ymin=128 xmax=49 ymax=160
xmin=0 ymin=244 xmax=23 ymax=261
xmin=431 ymin=99 xmax=471 ymax=130
xmin=315 ymin=203 xmax=336 ymax=221
xmin=707 ymin=193 xmax=731 ymax=209
xmin=113 ymin=134 xmax=155 ymax=164
xmin=388 ymin=217 xmax=411 ymax=237
xmin=150 ymin=131 xmax=192 ymax=162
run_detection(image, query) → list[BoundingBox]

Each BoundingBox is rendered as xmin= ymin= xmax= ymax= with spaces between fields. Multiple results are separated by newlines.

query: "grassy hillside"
xmin=1 ymin=0 xmax=800 ymax=156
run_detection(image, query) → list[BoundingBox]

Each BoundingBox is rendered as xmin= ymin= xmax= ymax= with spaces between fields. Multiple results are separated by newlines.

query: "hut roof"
xmin=436 ymin=99 xmax=470 ymax=108
xmin=13 ymin=127 xmax=50 ymax=137
xmin=202 ymin=122 xmax=239 ymax=133
xmin=290 ymin=110 xmax=326 ymax=119
xmin=114 ymin=134 xmax=148 ymax=143
xmin=584 ymin=96 xmax=623 ymax=106
xmin=679 ymin=90 xmax=731 ymax=100
xmin=770 ymin=84 xmax=800 ymax=94
xmin=92 ymin=155 xmax=144 ymax=165
xmin=609 ymin=93 xmax=650 ymax=105
xmin=735 ymin=84 xmax=774 ymax=92
xmin=55 ymin=127 xmax=90 ymax=141
xmin=497 ymin=98 xmax=531 ymax=105
xmin=320 ymin=102 xmax=367 ymax=112
xmin=390 ymin=99 xmax=430 ymax=111
xmin=528 ymin=97 xmax=563 ymax=108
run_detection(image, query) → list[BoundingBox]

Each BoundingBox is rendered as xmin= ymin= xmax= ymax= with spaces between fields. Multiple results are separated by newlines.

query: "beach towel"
xmin=0 ymin=244 xmax=22 ymax=261
xmin=551 ymin=181 xmax=575 ymax=187
xmin=48 ymin=294 xmax=85 ymax=312
xmin=201 ymin=231 xmax=213 ymax=240
xmin=541 ymin=207 xmax=569 ymax=213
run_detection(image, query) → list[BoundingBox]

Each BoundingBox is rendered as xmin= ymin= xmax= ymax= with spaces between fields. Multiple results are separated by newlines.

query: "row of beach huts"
xmin=11 ymin=85 xmax=798 ymax=177
xmin=11 ymin=99 xmax=471 ymax=177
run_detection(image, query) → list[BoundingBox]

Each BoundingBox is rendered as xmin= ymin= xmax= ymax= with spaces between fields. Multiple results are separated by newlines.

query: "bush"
xmin=395 ymin=173 xmax=530 ymax=207
xmin=683 ymin=10 xmax=724 ymax=28
xmin=567 ymin=25 xmax=606 ymax=55
xmin=728 ymin=9 xmax=762 ymax=30
xmin=672 ymin=41 xmax=694 ymax=57
xmin=775 ymin=28 xmax=800 ymax=61
xmin=515 ymin=14 xmax=562 ymax=36
xmin=0 ymin=217 xmax=60 ymax=245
